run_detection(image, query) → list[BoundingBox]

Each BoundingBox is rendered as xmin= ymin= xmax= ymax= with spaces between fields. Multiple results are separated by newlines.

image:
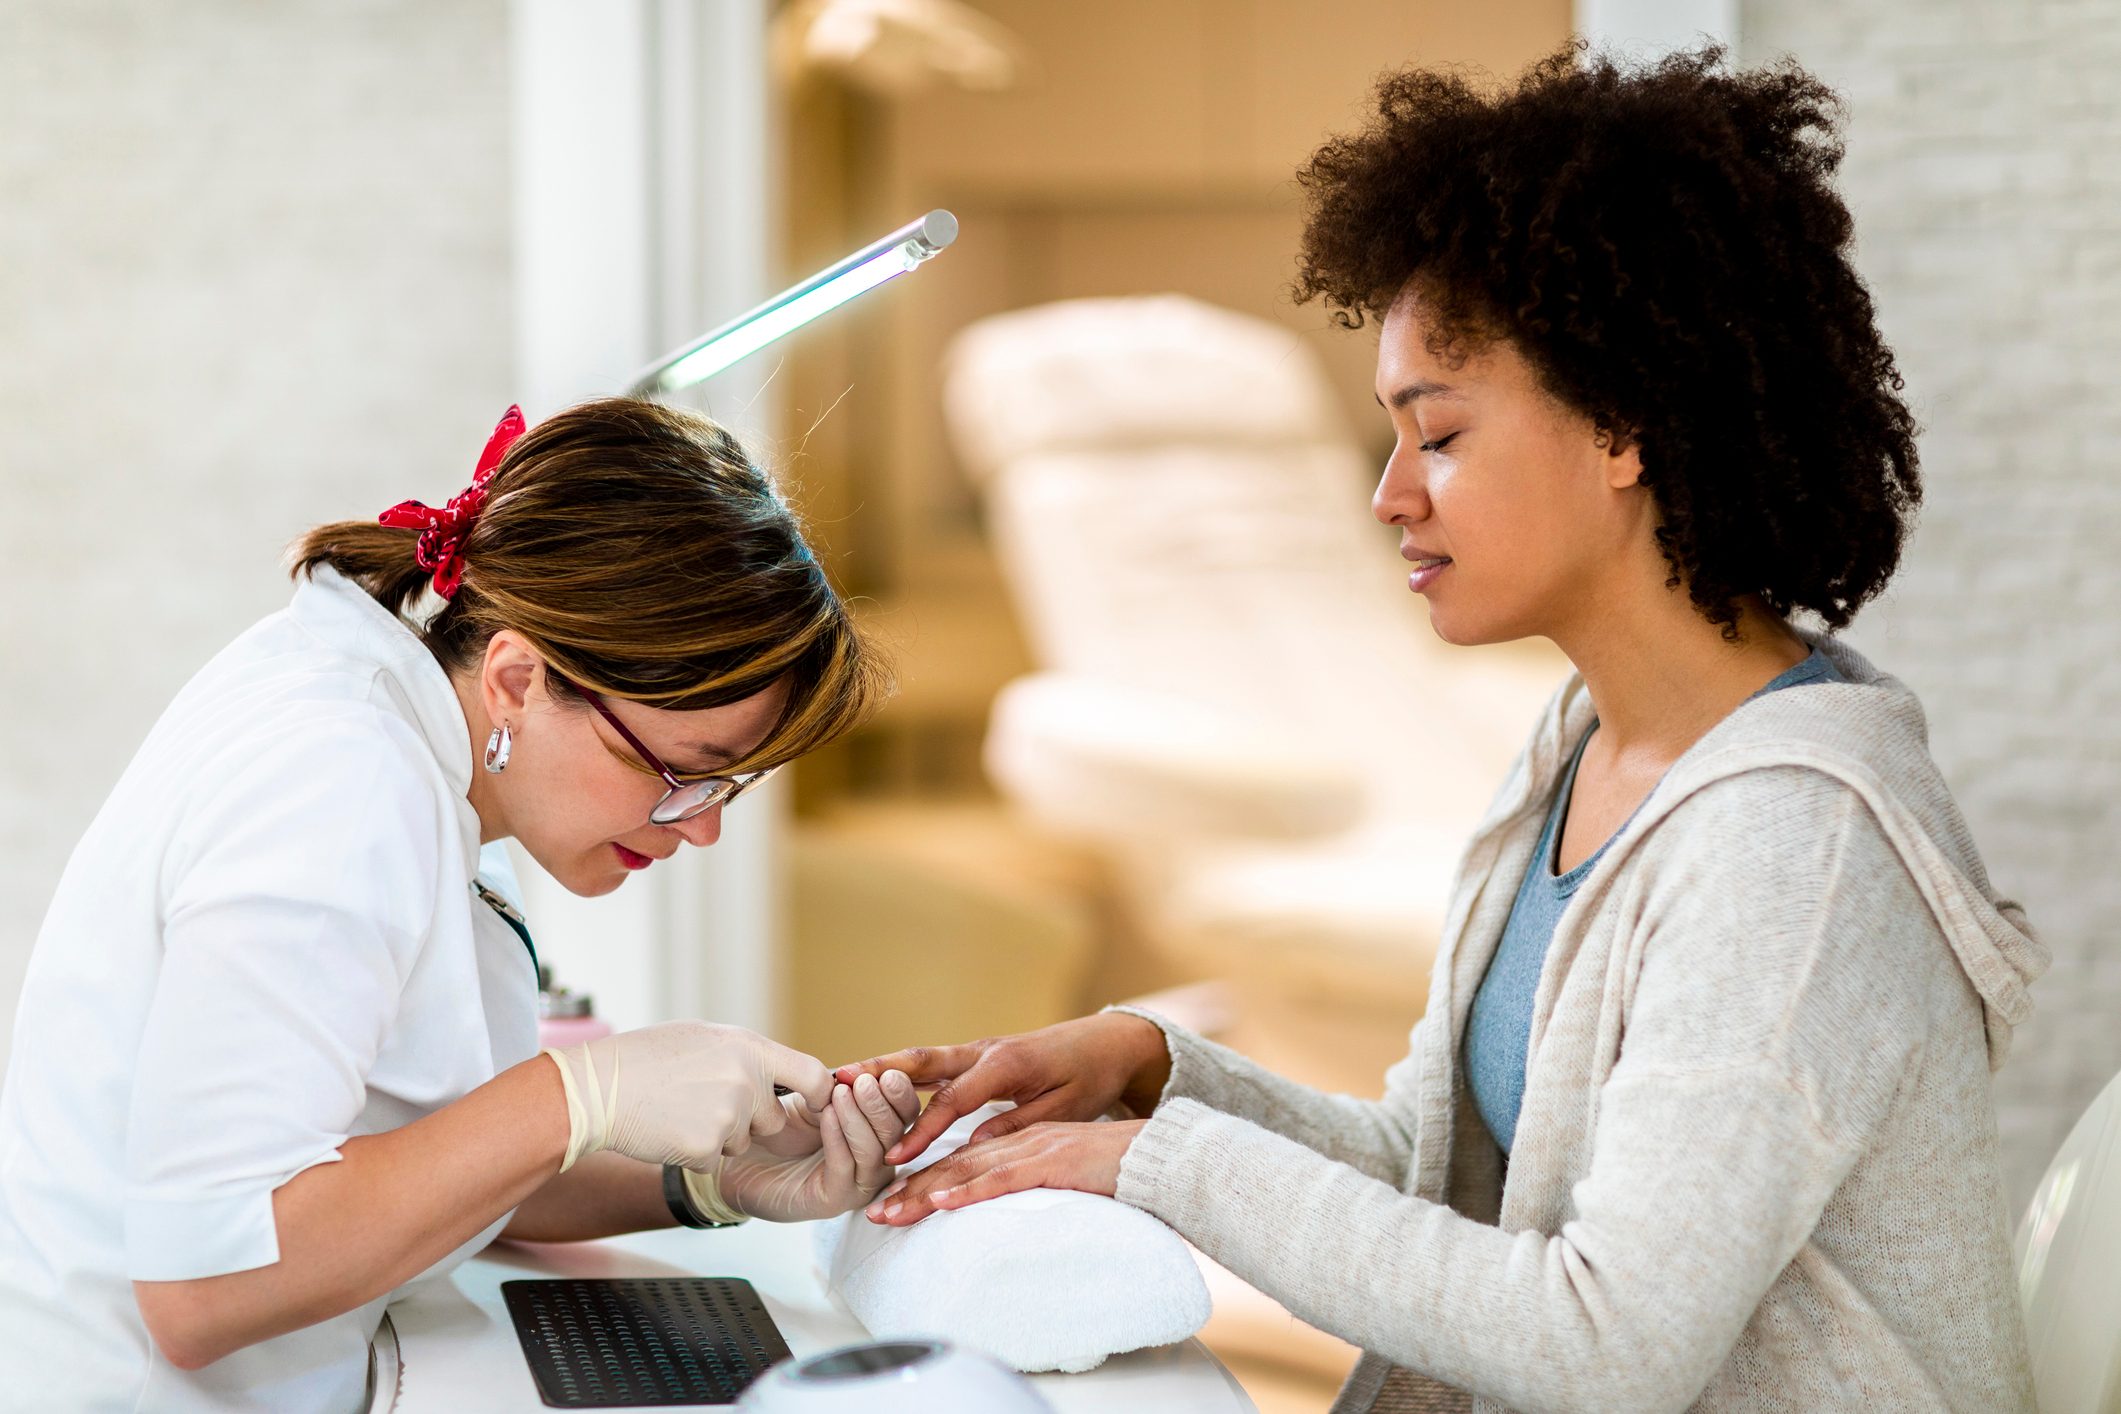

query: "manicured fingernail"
xmin=882 ymin=1202 xmax=902 ymax=1219
xmin=929 ymin=1187 xmax=954 ymax=1204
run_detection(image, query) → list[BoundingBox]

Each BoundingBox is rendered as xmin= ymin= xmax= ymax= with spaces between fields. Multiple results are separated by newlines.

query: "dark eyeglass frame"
xmin=559 ymin=677 xmax=775 ymax=826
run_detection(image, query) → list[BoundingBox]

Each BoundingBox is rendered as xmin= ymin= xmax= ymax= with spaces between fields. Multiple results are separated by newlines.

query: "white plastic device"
xmin=736 ymin=1339 xmax=1053 ymax=1414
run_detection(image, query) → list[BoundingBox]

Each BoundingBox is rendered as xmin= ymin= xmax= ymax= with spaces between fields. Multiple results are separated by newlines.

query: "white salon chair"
xmin=943 ymin=295 xmax=1561 ymax=1017
xmin=2016 ymin=1068 xmax=2121 ymax=1411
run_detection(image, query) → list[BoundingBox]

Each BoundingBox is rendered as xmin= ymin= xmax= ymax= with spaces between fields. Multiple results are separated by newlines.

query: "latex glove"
xmin=542 ymin=1021 xmax=834 ymax=1172
xmin=743 ymin=1066 xmax=907 ymax=1161
xmin=712 ymin=1070 xmax=919 ymax=1221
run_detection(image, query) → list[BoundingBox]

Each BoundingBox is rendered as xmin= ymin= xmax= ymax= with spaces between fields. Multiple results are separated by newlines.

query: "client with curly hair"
xmin=845 ymin=44 xmax=2044 ymax=1412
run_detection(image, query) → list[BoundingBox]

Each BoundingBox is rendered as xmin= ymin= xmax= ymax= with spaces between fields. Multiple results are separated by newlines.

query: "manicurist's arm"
xmin=501 ymin=1068 xmax=924 ymax=1244
xmin=135 ymin=1011 xmax=838 ymax=1370
xmin=139 ymin=1056 xmax=914 ymax=1366
xmin=134 ymin=1055 xmax=569 ymax=1371
xmin=126 ymin=734 xmax=835 ymax=1370
xmin=499 ymin=1149 xmax=673 ymax=1243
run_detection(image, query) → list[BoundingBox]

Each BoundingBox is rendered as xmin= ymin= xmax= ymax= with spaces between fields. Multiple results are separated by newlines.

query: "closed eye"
xmin=1419 ymin=432 xmax=1461 ymax=454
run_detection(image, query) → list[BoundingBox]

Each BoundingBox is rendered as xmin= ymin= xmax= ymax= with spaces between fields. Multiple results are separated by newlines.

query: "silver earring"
xmin=483 ymin=722 xmax=513 ymax=773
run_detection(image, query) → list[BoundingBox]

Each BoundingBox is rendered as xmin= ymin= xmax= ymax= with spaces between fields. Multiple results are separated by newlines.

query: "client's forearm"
xmin=500 ymin=1151 xmax=674 ymax=1242
xmin=1110 ymin=1005 xmax=1416 ymax=1182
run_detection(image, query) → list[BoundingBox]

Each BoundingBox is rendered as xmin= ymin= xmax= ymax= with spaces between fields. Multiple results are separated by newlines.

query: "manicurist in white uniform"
xmin=0 ymin=400 xmax=917 ymax=1411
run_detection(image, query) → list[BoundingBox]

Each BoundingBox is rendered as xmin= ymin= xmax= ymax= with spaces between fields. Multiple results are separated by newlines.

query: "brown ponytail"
xmin=288 ymin=520 xmax=437 ymax=620
xmin=290 ymin=398 xmax=891 ymax=773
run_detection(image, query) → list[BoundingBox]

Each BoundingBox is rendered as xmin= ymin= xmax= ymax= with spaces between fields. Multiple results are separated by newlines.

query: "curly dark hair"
xmin=1294 ymin=42 xmax=1919 ymax=638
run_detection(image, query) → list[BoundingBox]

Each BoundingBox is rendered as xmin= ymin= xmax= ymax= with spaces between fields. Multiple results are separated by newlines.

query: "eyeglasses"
xmin=561 ymin=678 xmax=775 ymax=826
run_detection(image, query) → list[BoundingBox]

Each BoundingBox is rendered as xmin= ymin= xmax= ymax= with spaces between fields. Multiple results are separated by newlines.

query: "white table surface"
xmin=379 ymin=1218 xmax=1256 ymax=1413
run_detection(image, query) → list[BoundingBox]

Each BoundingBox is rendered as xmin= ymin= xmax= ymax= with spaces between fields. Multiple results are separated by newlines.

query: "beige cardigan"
xmin=1113 ymin=636 xmax=2046 ymax=1412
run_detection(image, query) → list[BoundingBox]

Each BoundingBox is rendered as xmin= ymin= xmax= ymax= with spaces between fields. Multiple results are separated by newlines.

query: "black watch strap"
xmin=662 ymin=1163 xmax=739 ymax=1230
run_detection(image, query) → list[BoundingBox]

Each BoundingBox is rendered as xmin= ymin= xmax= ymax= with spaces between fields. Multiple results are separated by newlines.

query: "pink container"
xmin=538 ymin=1013 xmax=613 ymax=1048
xmin=537 ymin=967 xmax=613 ymax=1049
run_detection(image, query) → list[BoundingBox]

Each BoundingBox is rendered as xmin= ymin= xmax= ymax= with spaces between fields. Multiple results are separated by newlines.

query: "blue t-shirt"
xmin=1464 ymin=647 xmax=1845 ymax=1155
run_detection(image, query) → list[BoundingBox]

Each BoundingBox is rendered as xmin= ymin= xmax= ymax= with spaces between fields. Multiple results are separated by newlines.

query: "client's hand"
xmin=717 ymin=1070 xmax=920 ymax=1222
xmin=862 ymin=1119 xmax=1146 ymax=1227
xmin=834 ymin=1012 xmax=1171 ymax=1167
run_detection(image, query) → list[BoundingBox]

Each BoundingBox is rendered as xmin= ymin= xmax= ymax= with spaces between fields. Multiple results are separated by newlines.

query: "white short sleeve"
xmin=124 ymin=710 xmax=448 ymax=1281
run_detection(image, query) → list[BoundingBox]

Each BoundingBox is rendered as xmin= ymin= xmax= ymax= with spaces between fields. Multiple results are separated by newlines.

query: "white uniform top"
xmin=0 ymin=566 xmax=541 ymax=1411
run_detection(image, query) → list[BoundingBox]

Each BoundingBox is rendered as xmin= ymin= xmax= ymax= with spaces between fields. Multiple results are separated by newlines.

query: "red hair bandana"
xmin=378 ymin=405 xmax=526 ymax=599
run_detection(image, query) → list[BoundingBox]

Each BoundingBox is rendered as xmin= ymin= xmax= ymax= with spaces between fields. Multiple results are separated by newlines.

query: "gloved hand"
xmin=706 ymin=1070 xmax=920 ymax=1222
xmin=542 ymin=1021 xmax=834 ymax=1172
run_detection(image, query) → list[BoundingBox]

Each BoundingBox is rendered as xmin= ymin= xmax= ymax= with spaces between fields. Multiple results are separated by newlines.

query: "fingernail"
xmin=929 ymin=1187 xmax=953 ymax=1204
xmin=882 ymin=1202 xmax=902 ymax=1219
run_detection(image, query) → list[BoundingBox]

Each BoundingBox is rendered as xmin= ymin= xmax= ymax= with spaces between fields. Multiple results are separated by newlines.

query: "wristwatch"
xmin=662 ymin=1162 xmax=745 ymax=1229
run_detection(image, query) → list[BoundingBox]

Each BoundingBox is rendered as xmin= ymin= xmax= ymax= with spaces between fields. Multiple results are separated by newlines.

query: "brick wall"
xmin=1741 ymin=0 xmax=2121 ymax=1204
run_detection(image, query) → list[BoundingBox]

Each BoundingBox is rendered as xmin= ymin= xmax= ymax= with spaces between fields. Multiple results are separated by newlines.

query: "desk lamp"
xmin=628 ymin=210 xmax=958 ymax=398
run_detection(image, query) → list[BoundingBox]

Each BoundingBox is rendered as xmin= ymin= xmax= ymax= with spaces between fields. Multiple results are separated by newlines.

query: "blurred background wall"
xmin=0 ymin=0 xmax=514 ymax=1053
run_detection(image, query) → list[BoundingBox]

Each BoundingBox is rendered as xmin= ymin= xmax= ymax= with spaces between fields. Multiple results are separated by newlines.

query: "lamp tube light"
xmin=628 ymin=209 xmax=958 ymax=399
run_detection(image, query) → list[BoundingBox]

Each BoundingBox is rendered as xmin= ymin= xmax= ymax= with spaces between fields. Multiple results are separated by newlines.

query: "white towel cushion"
xmin=812 ymin=1106 xmax=1211 ymax=1373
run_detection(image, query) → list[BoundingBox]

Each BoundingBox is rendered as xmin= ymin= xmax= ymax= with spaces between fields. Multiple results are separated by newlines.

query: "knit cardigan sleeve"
xmin=1104 ymin=1003 xmax=1423 ymax=1188
xmin=1114 ymin=773 xmax=1937 ymax=1413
